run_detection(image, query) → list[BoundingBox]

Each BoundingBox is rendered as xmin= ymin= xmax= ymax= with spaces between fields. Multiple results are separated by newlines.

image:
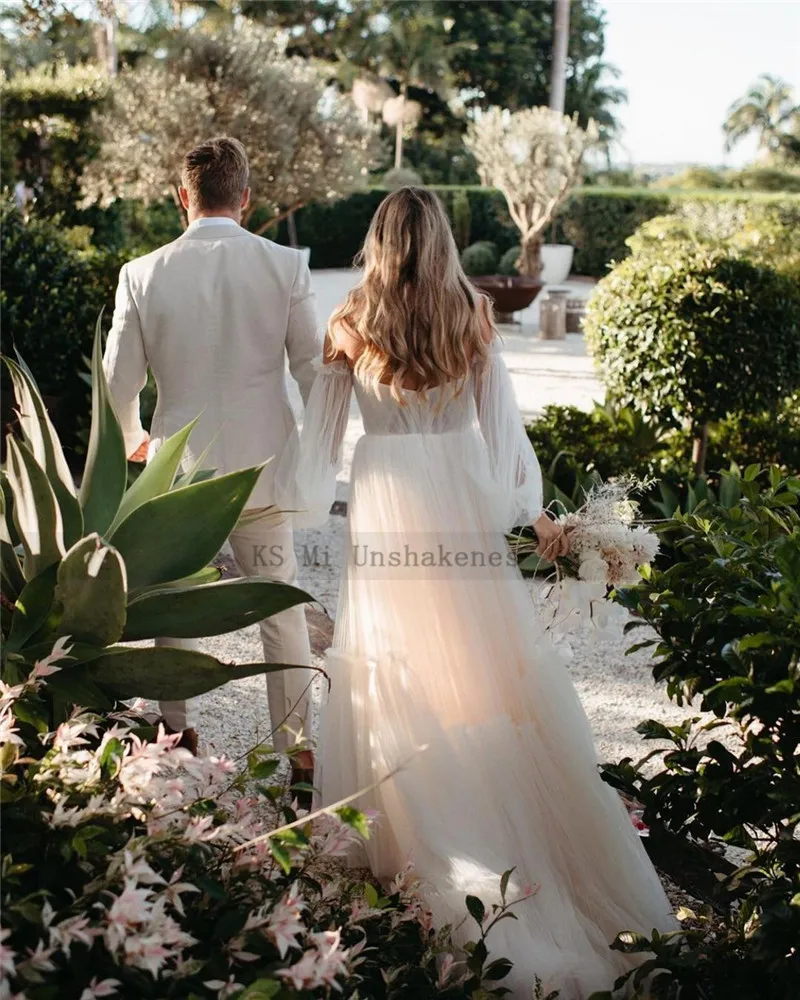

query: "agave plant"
xmin=1 ymin=324 xmax=314 ymax=727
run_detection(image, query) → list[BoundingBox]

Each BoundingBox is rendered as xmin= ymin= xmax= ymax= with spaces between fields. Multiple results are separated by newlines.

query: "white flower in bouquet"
xmin=541 ymin=477 xmax=659 ymax=636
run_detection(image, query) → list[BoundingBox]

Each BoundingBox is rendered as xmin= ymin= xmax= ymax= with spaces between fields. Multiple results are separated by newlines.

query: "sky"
xmin=600 ymin=0 xmax=800 ymax=166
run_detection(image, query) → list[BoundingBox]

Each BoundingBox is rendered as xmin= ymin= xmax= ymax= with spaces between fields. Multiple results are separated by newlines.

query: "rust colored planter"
xmin=470 ymin=275 xmax=544 ymax=322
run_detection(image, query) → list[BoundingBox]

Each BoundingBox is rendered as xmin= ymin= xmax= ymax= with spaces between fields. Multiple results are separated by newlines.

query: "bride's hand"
xmin=533 ymin=513 xmax=570 ymax=560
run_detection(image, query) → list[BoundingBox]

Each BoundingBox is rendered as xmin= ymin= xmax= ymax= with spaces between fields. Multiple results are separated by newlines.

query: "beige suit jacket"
xmin=103 ymin=223 xmax=321 ymax=509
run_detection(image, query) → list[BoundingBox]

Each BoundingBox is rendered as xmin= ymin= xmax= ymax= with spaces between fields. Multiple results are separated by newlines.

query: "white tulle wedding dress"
xmin=284 ymin=342 xmax=675 ymax=998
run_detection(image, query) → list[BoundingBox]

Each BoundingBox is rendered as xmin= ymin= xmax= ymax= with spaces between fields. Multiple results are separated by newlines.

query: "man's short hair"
xmin=181 ymin=136 xmax=249 ymax=212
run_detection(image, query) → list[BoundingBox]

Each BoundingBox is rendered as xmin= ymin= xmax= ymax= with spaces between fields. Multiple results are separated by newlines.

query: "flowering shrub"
xmin=1 ymin=648 xmax=524 ymax=1000
xmin=595 ymin=470 xmax=800 ymax=999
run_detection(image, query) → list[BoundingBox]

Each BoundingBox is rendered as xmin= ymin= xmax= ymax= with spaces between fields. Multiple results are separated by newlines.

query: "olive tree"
xmin=465 ymin=106 xmax=597 ymax=277
xmin=81 ymin=24 xmax=380 ymax=232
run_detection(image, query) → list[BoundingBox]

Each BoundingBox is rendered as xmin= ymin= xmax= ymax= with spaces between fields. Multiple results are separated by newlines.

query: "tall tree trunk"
xmin=692 ymin=422 xmax=710 ymax=477
xmin=286 ymin=209 xmax=299 ymax=248
xmin=394 ymin=83 xmax=406 ymax=169
xmin=520 ymin=233 xmax=544 ymax=279
xmin=171 ymin=185 xmax=188 ymax=230
xmin=105 ymin=15 xmax=118 ymax=77
xmin=549 ymin=0 xmax=570 ymax=114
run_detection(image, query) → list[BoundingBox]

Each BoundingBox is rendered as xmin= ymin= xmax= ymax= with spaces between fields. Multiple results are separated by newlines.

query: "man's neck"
xmin=188 ymin=210 xmax=241 ymax=224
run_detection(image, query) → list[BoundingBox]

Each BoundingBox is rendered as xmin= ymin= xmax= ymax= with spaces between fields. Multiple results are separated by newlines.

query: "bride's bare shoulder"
xmin=326 ymin=319 xmax=362 ymax=366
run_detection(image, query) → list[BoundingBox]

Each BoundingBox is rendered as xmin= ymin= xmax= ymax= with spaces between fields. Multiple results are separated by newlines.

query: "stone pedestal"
xmin=539 ymin=288 xmax=569 ymax=340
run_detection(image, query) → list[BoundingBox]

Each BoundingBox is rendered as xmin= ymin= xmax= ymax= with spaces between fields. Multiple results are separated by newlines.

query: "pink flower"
xmin=265 ymin=884 xmax=306 ymax=958
xmin=22 ymin=940 xmax=56 ymax=973
xmin=278 ymin=929 xmax=349 ymax=992
xmin=79 ymin=977 xmax=121 ymax=999
xmin=204 ymin=975 xmax=244 ymax=999
xmin=0 ymin=707 xmax=24 ymax=747
xmin=437 ymin=953 xmax=465 ymax=989
xmin=48 ymin=915 xmax=99 ymax=957
xmin=0 ymin=928 xmax=17 ymax=978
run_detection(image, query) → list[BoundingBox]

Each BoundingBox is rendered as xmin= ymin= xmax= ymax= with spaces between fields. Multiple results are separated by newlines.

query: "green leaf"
xmin=73 ymin=645 xmax=313 ymax=701
xmin=364 ymin=882 xmax=379 ymax=908
xmin=108 ymin=465 xmax=265 ymax=591
xmin=238 ymin=981 xmax=281 ymax=1000
xmin=775 ymin=537 xmax=800 ymax=588
xmin=270 ymin=839 xmax=293 ymax=874
xmin=55 ymin=534 xmax=127 ymax=646
xmin=336 ymin=805 xmax=370 ymax=839
xmin=466 ymin=894 xmax=486 ymax=927
xmin=6 ymin=436 xmax=64 ymax=580
xmin=6 ymin=564 xmax=58 ymax=654
xmin=499 ymin=867 xmax=515 ymax=903
xmin=109 ymin=419 xmax=198 ymax=534
xmin=79 ymin=316 xmax=127 ymax=535
xmin=5 ymin=357 xmax=83 ymax=547
xmin=122 ymin=578 xmax=312 ymax=641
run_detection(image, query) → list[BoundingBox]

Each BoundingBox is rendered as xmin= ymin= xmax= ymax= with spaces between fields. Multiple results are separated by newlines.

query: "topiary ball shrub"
xmin=461 ymin=240 xmax=499 ymax=276
xmin=584 ymin=243 xmax=800 ymax=473
xmin=382 ymin=166 xmax=424 ymax=190
xmin=497 ymin=245 xmax=521 ymax=276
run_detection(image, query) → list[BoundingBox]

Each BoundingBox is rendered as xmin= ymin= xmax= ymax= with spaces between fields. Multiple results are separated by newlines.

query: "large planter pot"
xmin=541 ymin=244 xmax=574 ymax=285
xmin=470 ymin=275 xmax=544 ymax=323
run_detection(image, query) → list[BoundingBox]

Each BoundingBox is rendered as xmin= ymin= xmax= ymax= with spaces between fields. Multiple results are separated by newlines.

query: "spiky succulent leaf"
xmin=55 ymin=534 xmax=127 ymax=647
xmin=122 ymin=578 xmax=311 ymax=641
xmin=5 ymin=436 xmax=64 ymax=580
xmin=79 ymin=316 xmax=127 ymax=535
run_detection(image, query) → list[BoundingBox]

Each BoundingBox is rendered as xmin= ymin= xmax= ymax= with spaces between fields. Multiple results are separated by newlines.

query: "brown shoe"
xmin=290 ymin=749 xmax=315 ymax=810
xmin=160 ymin=719 xmax=199 ymax=756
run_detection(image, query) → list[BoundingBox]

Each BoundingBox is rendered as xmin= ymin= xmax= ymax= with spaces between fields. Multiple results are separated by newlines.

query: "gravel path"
xmin=176 ymin=271 xmax=685 ymax=771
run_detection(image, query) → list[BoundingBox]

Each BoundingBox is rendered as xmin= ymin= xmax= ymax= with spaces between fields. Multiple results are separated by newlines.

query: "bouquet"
xmin=517 ymin=478 xmax=660 ymax=636
xmin=555 ymin=478 xmax=660 ymax=587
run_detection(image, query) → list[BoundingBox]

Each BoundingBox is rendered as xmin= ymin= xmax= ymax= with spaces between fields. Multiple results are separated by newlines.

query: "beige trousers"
xmin=158 ymin=513 xmax=313 ymax=752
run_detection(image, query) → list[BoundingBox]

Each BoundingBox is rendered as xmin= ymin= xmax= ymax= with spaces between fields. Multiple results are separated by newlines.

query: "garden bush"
xmin=0 ymin=201 xmax=126 ymax=455
xmin=497 ymin=246 xmax=521 ymax=276
xmin=0 ymin=659 xmax=522 ymax=999
xmin=597 ymin=470 xmax=800 ymax=1000
xmin=269 ymin=187 xmax=800 ymax=275
xmin=583 ymin=240 xmax=800 ymax=473
xmin=460 ymin=241 xmax=499 ymax=276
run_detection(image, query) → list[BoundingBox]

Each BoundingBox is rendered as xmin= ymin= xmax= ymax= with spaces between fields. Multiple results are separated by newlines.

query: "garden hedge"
xmin=270 ymin=186 xmax=800 ymax=276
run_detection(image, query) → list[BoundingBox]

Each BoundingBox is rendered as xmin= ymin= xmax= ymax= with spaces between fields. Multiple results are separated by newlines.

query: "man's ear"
xmin=241 ymin=187 xmax=251 ymax=211
xmin=178 ymin=185 xmax=191 ymax=211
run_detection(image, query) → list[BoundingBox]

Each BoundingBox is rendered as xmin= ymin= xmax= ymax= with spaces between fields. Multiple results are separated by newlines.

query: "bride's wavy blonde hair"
xmin=328 ymin=187 xmax=495 ymax=401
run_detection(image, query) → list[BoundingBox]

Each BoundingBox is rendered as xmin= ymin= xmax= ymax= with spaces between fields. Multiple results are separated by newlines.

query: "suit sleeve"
xmin=103 ymin=263 xmax=148 ymax=457
xmin=285 ymin=253 xmax=322 ymax=407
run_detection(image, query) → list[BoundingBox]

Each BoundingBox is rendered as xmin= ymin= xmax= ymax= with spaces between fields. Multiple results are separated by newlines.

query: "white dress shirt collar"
xmin=186 ymin=216 xmax=241 ymax=232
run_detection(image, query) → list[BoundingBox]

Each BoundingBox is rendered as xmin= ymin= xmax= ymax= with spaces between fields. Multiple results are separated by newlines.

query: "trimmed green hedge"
xmin=270 ymin=186 xmax=800 ymax=276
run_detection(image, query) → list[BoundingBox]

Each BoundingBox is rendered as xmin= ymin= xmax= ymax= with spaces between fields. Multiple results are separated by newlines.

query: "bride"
xmin=287 ymin=187 xmax=675 ymax=998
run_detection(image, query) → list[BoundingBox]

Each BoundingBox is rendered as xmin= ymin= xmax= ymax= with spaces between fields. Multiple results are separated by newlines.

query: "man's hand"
xmin=533 ymin=512 xmax=570 ymax=560
xmin=128 ymin=433 xmax=150 ymax=463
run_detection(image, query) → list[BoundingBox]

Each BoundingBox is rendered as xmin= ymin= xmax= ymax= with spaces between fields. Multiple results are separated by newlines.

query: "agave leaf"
xmin=6 ymin=564 xmax=58 ymax=654
xmin=138 ymin=565 xmax=222 ymax=595
xmin=109 ymin=419 xmax=198 ymax=534
xmin=55 ymin=534 xmax=127 ymax=647
xmin=122 ymin=578 xmax=312 ymax=642
xmin=76 ymin=646 xmax=315 ymax=701
xmin=1 ymin=473 xmax=20 ymax=548
xmin=5 ymin=357 xmax=83 ymax=547
xmin=0 ymin=486 xmax=25 ymax=599
xmin=109 ymin=464 xmax=265 ymax=592
xmin=6 ymin=436 xmax=64 ymax=580
xmin=79 ymin=316 xmax=127 ymax=536
xmin=46 ymin=671 xmax=114 ymax=722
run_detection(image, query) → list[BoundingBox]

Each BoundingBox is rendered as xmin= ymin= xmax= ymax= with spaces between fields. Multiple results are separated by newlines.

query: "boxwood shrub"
xmin=0 ymin=200 xmax=126 ymax=455
xmin=269 ymin=186 xmax=800 ymax=276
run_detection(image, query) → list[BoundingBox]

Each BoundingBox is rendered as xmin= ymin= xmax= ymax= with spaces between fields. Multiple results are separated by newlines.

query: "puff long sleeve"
xmin=474 ymin=340 xmax=543 ymax=530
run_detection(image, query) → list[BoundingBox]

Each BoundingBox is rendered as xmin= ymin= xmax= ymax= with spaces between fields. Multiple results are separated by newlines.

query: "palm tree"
xmin=724 ymin=74 xmax=800 ymax=161
xmin=375 ymin=13 xmax=454 ymax=170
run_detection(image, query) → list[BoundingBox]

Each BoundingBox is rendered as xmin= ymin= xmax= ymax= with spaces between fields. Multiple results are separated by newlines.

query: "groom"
xmin=104 ymin=136 xmax=320 ymax=760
